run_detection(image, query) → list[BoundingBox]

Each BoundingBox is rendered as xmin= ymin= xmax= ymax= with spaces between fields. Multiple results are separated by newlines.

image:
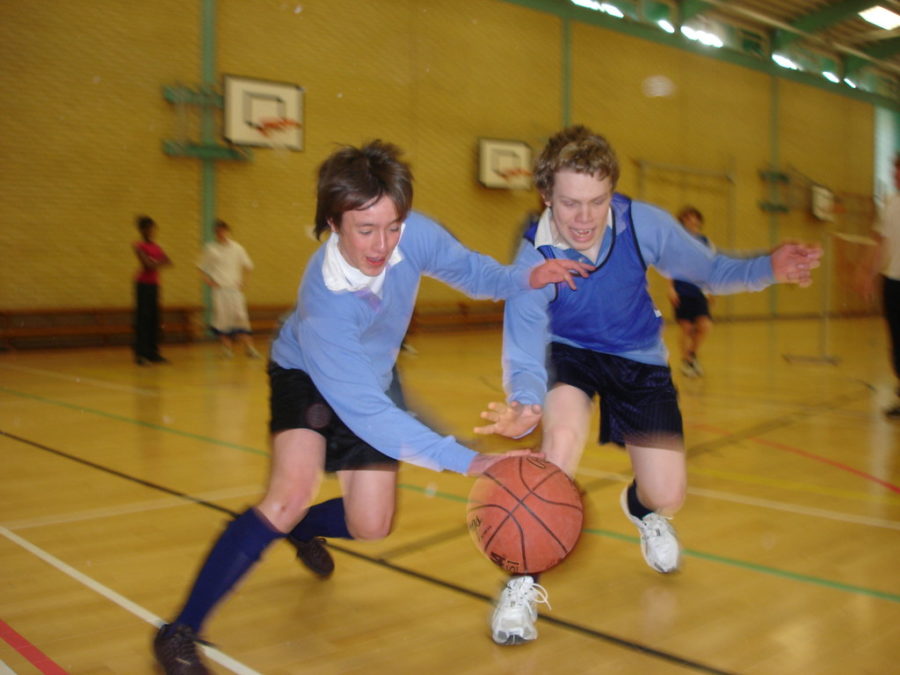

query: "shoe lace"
xmin=640 ymin=513 xmax=676 ymax=544
xmin=169 ymin=625 xmax=205 ymax=664
xmin=505 ymin=578 xmax=552 ymax=612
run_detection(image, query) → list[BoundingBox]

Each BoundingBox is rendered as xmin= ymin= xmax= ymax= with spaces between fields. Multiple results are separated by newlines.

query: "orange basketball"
xmin=466 ymin=456 xmax=583 ymax=574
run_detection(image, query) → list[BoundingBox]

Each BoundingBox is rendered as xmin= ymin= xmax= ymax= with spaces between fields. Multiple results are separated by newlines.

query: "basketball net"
xmin=256 ymin=117 xmax=302 ymax=153
xmin=497 ymin=167 xmax=533 ymax=191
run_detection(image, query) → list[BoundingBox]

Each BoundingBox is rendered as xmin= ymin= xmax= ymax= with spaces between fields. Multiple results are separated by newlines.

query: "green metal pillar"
xmin=200 ymin=0 xmax=217 ymax=326
xmin=561 ymin=17 xmax=572 ymax=127
xmin=767 ymin=74 xmax=781 ymax=317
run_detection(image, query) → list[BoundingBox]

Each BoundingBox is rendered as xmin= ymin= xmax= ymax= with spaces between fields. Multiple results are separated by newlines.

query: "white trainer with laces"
xmin=619 ymin=487 xmax=681 ymax=573
xmin=490 ymin=575 xmax=550 ymax=645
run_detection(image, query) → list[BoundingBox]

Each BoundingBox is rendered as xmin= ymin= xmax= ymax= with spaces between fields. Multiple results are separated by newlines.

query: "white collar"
xmin=321 ymin=223 xmax=405 ymax=296
xmin=533 ymin=207 xmax=613 ymax=250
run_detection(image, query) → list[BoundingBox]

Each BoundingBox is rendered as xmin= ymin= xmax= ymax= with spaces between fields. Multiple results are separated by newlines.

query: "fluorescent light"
xmin=843 ymin=77 xmax=857 ymax=88
xmin=600 ymin=3 xmax=624 ymax=19
xmin=823 ymin=71 xmax=840 ymax=83
xmin=571 ymin=0 xmax=602 ymax=9
xmin=859 ymin=6 xmax=900 ymax=30
xmin=657 ymin=19 xmax=675 ymax=34
xmin=772 ymin=53 xmax=801 ymax=70
xmin=680 ymin=24 xmax=723 ymax=48
xmin=570 ymin=0 xmax=624 ymax=19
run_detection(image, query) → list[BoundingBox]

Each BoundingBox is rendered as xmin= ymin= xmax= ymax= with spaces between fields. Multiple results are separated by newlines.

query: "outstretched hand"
xmin=466 ymin=449 xmax=545 ymax=476
xmin=530 ymin=259 xmax=594 ymax=290
xmin=771 ymin=241 xmax=823 ymax=287
xmin=474 ymin=400 xmax=543 ymax=439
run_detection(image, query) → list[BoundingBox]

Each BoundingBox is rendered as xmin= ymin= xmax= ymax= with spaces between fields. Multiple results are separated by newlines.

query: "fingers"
xmin=560 ymin=259 xmax=593 ymax=280
xmin=505 ymin=449 xmax=545 ymax=459
xmin=530 ymin=259 xmax=594 ymax=289
xmin=566 ymin=260 xmax=594 ymax=277
xmin=474 ymin=401 xmax=504 ymax=434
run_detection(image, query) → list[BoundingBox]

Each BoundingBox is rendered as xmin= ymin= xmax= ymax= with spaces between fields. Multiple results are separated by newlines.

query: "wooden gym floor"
xmin=1 ymin=316 xmax=898 ymax=674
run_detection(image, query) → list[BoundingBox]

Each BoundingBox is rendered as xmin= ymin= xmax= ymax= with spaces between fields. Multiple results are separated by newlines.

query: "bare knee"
xmin=347 ymin=513 xmax=393 ymax=540
xmin=638 ymin=481 xmax=686 ymax=516
xmin=257 ymin=494 xmax=313 ymax=533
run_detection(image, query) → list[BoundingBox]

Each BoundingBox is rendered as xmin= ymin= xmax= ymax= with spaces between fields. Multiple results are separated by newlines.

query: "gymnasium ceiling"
xmin=692 ymin=0 xmax=900 ymax=76
xmin=551 ymin=0 xmax=900 ymax=104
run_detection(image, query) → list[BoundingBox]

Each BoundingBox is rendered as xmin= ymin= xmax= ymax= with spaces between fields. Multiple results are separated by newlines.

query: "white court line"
xmin=574 ymin=467 xmax=900 ymax=531
xmin=687 ymin=486 xmax=900 ymax=531
xmin=0 ymin=526 xmax=260 ymax=675
xmin=0 ymin=659 xmax=15 ymax=675
xmin=0 ymin=363 xmax=159 ymax=397
xmin=3 ymin=485 xmax=264 ymax=530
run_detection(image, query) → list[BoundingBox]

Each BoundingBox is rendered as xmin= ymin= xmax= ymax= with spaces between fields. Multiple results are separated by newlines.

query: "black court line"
xmin=376 ymin=524 xmax=471 ymax=560
xmin=2 ymin=428 xmax=734 ymax=675
xmin=0 ymin=430 xmax=234 ymax=518
xmin=328 ymin=542 xmax=734 ymax=675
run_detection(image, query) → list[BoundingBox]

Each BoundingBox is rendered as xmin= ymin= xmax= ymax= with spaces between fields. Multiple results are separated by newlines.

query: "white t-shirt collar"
xmin=533 ymin=207 xmax=613 ymax=250
xmin=322 ymin=223 xmax=405 ymax=296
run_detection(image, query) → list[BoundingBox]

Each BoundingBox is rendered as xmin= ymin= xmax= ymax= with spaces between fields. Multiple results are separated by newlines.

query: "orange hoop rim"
xmin=256 ymin=117 xmax=303 ymax=137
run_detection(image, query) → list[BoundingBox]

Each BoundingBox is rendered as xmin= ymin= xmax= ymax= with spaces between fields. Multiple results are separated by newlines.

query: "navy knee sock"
xmin=626 ymin=481 xmax=653 ymax=520
xmin=174 ymin=508 xmax=282 ymax=632
xmin=288 ymin=497 xmax=352 ymax=541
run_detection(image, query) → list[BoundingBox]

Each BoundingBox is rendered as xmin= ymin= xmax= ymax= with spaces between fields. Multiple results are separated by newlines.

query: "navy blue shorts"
xmin=268 ymin=363 xmax=398 ymax=472
xmin=549 ymin=342 xmax=683 ymax=449
xmin=674 ymin=293 xmax=710 ymax=322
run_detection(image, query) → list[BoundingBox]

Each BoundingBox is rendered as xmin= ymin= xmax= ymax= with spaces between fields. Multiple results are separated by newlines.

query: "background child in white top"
xmin=197 ymin=219 xmax=261 ymax=358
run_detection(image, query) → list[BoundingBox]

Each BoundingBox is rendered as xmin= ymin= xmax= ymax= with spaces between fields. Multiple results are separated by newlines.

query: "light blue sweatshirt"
xmin=271 ymin=211 xmax=530 ymax=475
xmin=504 ymin=197 xmax=775 ymax=406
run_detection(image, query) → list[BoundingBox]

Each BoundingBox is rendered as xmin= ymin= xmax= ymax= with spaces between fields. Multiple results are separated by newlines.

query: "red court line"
xmin=692 ymin=423 xmax=900 ymax=494
xmin=0 ymin=619 xmax=68 ymax=675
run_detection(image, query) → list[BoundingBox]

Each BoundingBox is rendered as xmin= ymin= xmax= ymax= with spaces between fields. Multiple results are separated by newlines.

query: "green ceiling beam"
xmin=643 ymin=0 xmax=670 ymax=23
xmin=865 ymin=35 xmax=900 ymax=59
xmin=774 ymin=0 xmax=875 ymax=50
xmin=843 ymin=54 xmax=865 ymax=77
xmin=679 ymin=0 xmax=711 ymax=23
xmin=500 ymin=0 xmax=899 ymax=111
xmin=843 ymin=36 xmax=900 ymax=77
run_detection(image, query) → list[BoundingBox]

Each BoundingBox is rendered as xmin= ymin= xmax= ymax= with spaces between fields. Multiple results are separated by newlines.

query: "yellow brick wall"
xmin=0 ymin=0 xmax=877 ymax=317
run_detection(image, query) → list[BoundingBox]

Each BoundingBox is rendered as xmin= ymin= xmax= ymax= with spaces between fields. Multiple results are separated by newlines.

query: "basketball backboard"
xmin=478 ymin=138 xmax=532 ymax=189
xmin=223 ymin=75 xmax=304 ymax=150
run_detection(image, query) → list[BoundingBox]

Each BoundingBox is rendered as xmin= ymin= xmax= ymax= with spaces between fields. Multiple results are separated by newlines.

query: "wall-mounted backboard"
xmin=224 ymin=75 xmax=304 ymax=150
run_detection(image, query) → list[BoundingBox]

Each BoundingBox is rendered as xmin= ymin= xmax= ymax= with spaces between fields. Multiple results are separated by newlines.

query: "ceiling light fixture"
xmin=858 ymin=5 xmax=900 ymax=30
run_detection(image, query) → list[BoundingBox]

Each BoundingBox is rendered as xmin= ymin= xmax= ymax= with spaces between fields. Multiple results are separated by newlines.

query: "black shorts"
xmin=549 ymin=342 xmax=683 ymax=449
xmin=674 ymin=293 xmax=710 ymax=322
xmin=268 ymin=363 xmax=398 ymax=472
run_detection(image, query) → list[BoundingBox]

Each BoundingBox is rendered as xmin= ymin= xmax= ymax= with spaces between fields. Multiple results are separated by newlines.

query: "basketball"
xmin=466 ymin=456 xmax=583 ymax=574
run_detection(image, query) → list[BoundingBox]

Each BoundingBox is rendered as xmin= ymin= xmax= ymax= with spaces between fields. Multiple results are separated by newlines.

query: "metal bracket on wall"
xmin=161 ymin=140 xmax=249 ymax=161
xmin=161 ymin=85 xmax=251 ymax=162
xmin=758 ymin=201 xmax=790 ymax=213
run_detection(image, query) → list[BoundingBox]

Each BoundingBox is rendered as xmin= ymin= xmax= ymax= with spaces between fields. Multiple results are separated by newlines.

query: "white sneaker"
xmin=619 ymin=487 xmax=681 ymax=573
xmin=490 ymin=576 xmax=550 ymax=645
xmin=690 ymin=358 xmax=703 ymax=377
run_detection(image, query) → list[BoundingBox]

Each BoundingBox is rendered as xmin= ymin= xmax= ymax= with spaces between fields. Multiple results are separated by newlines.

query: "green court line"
xmin=6 ymin=385 xmax=898 ymax=605
xmin=681 ymin=546 xmax=900 ymax=603
xmin=582 ymin=528 xmax=900 ymax=603
xmin=0 ymin=385 xmax=268 ymax=457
